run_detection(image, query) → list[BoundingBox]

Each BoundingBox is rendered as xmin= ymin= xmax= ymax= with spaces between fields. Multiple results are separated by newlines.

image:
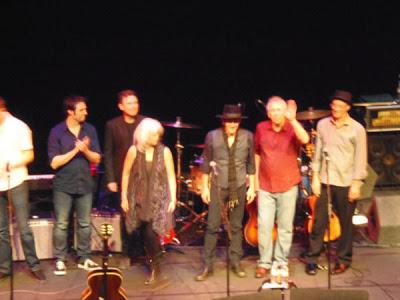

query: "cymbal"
xmin=296 ymin=108 xmax=330 ymax=121
xmin=161 ymin=117 xmax=200 ymax=129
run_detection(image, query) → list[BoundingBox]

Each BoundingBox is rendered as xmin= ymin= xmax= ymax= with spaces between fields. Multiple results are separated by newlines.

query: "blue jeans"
xmin=257 ymin=185 xmax=298 ymax=269
xmin=0 ymin=182 xmax=41 ymax=274
xmin=53 ymin=190 xmax=92 ymax=262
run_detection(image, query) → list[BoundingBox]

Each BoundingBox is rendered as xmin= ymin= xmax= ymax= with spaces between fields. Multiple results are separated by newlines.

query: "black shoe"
xmin=305 ymin=262 xmax=318 ymax=275
xmin=0 ymin=272 xmax=10 ymax=280
xmin=31 ymin=269 xmax=46 ymax=281
xmin=195 ymin=267 xmax=213 ymax=281
xmin=231 ymin=263 xmax=246 ymax=278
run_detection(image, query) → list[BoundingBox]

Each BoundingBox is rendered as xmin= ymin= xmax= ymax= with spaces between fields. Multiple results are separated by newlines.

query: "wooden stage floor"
xmin=1 ymin=241 xmax=399 ymax=300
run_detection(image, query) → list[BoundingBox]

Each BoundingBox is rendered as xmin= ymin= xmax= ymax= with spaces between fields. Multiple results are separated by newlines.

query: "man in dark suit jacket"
xmin=104 ymin=89 xmax=145 ymax=255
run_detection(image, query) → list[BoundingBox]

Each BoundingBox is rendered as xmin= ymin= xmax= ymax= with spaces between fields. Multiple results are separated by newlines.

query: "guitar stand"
xmin=175 ymin=201 xmax=208 ymax=245
xmin=258 ymin=279 xmax=297 ymax=300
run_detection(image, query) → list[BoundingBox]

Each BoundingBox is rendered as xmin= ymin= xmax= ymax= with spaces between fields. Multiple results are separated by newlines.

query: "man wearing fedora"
xmin=305 ymin=90 xmax=367 ymax=275
xmin=254 ymin=96 xmax=309 ymax=279
xmin=195 ymin=104 xmax=256 ymax=281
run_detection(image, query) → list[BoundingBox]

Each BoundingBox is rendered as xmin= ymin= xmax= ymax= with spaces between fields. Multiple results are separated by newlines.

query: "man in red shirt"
xmin=254 ymin=96 xmax=309 ymax=278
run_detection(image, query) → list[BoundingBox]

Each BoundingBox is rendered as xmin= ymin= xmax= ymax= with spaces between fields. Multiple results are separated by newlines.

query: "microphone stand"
xmin=211 ymin=164 xmax=232 ymax=297
xmin=6 ymin=165 xmax=14 ymax=300
xmin=324 ymin=152 xmax=332 ymax=289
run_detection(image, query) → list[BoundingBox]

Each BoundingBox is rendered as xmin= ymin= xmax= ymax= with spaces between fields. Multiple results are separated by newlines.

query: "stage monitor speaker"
xmin=215 ymin=290 xmax=281 ymax=299
xmin=291 ymin=288 xmax=369 ymax=299
xmin=368 ymin=132 xmax=400 ymax=187
xmin=12 ymin=218 xmax=55 ymax=261
xmin=367 ymin=191 xmax=400 ymax=245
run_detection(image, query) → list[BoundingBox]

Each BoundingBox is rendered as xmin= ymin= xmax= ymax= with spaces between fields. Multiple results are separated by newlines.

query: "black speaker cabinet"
xmin=368 ymin=132 xmax=400 ymax=187
xmin=215 ymin=290 xmax=281 ymax=300
xmin=291 ymin=288 xmax=369 ymax=300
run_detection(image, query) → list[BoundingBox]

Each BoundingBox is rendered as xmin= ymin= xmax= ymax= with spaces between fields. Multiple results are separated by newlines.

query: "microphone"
xmin=256 ymin=99 xmax=266 ymax=107
xmin=5 ymin=162 xmax=10 ymax=172
xmin=255 ymin=99 xmax=267 ymax=116
xmin=323 ymin=148 xmax=330 ymax=161
xmin=210 ymin=161 xmax=218 ymax=176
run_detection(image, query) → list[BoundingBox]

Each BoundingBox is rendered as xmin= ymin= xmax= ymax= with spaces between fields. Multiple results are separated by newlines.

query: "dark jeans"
xmin=53 ymin=190 xmax=92 ymax=262
xmin=0 ymin=182 xmax=41 ymax=274
xmin=306 ymin=184 xmax=356 ymax=266
xmin=203 ymin=184 xmax=247 ymax=267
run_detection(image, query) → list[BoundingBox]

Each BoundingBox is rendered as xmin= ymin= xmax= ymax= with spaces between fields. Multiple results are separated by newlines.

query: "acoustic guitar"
xmin=81 ymin=223 xmax=128 ymax=300
xmin=244 ymin=198 xmax=277 ymax=247
xmin=305 ymin=195 xmax=341 ymax=241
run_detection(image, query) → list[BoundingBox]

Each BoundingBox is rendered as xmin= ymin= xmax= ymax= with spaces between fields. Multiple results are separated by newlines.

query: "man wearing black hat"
xmin=195 ymin=104 xmax=256 ymax=281
xmin=305 ymin=90 xmax=367 ymax=275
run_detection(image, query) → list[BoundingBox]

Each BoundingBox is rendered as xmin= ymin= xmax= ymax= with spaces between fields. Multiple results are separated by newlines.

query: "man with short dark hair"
xmin=104 ymin=90 xmax=144 ymax=204
xmin=103 ymin=90 xmax=145 ymax=257
xmin=48 ymin=95 xmax=101 ymax=275
xmin=305 ymin=90 xmax=367 ymax=275
xmin=0 ymin=96 xmax=46 ymax=281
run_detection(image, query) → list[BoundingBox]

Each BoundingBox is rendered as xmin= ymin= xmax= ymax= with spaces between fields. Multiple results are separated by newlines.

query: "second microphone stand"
xmin=324 ymin=152 xmax=333 ymax=289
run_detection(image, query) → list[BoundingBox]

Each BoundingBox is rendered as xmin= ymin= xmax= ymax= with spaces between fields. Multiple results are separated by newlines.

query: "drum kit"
xmin=160 ymin=107 xmax=331 ymax=245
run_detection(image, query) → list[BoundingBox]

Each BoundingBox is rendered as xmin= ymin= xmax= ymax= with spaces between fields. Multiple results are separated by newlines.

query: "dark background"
xmin=1 ymin=3 xmax=399 ymax=174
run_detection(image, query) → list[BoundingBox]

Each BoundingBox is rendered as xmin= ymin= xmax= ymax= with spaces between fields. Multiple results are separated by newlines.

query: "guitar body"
xmin=306 ymin=195 xmax=341 ymax=241
xmin=81 ymin=267 xmax=128 ymax=300
xmin=244 ymin=198 xmax=277 ymax=247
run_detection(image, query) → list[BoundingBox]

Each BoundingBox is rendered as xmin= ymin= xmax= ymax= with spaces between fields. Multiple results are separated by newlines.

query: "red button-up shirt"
xmin=255 ymin=120 xmax=301 ymax=193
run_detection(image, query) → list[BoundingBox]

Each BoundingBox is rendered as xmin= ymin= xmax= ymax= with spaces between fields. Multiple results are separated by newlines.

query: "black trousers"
xmin=306 ymin=184 xmax=356 ymax=266
xmin=138 ymin=221 xmax=162 ymax=264
xmin=203 ymin=184 xmax=247 ymax=267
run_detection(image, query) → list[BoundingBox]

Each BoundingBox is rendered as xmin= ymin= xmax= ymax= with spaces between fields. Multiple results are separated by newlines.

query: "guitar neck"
xmin=102 ymin=238 xmax=109 ymax=269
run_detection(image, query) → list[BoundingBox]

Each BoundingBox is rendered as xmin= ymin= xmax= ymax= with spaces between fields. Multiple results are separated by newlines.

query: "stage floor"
xmin=0 ymin=242 xmax=399 ymax=300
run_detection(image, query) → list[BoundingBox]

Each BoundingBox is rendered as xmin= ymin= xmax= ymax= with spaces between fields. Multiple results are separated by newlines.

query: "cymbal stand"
xmin=173 ymin=117 xmax=184 ymax=199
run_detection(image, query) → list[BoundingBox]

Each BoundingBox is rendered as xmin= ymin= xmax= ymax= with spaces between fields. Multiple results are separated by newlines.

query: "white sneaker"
xmin=270 ymin=261 xmax=281 ymax=283
xmin=54 ymin=260 xmax=67 ymax=276
xmin=278 ymin=262 xmax=289 ymax=282
xmin=78 ymin=258 xmax=99 ymax=271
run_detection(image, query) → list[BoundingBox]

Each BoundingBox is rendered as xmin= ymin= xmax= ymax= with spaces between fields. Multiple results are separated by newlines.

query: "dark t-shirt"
xmin=48 ymin=121 xmax=101 ymax=194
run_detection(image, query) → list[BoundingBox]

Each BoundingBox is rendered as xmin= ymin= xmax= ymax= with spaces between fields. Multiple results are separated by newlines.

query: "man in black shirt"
xmin=195 ymin=104 xmax=256 ymax=281
xmin=104 ymin=90 xmax=144 ymax=256
xmin=48 ymin=95 xmax=101 ymax=275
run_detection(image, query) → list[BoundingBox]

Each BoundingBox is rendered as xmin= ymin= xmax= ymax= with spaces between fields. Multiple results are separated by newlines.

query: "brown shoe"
xmin=331 ymin=262 xmax=350 ymax=275
xmin=255 ymin=266 xmax=269 ymax=278
xmin=195 ymin=267 xmax=213 ymax=281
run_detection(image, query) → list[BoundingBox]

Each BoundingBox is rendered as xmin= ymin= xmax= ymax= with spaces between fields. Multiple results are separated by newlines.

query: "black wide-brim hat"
xmin=330 ymin=90 xmax=352 ymax=105
xmin=216 ymin=104 xmax=248 ymax=119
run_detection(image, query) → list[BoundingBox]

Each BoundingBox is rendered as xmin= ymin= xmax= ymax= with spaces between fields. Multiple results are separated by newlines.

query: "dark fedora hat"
xmin=216 ymin=104 xmax=247 ymax=119
xmin=330 ymin=90 xmax=352 ymax=105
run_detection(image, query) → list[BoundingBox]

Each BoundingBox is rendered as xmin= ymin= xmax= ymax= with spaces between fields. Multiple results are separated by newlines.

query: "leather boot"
xmin=144 ymin=254 xmax=170 ymax=290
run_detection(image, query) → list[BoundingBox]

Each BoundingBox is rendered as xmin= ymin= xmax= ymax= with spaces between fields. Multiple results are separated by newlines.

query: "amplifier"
xmin=74 ymin=210 xmax=122 ymax=252
xmin=355 ymin=103 xmax=400 ymax=132
xmin=12 ymin=217 xmax=54 ymax=261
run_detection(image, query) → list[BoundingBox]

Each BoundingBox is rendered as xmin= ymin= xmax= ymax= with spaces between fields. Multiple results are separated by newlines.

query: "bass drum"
xmin=187 ymin=157 xmax=203 ymax=195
